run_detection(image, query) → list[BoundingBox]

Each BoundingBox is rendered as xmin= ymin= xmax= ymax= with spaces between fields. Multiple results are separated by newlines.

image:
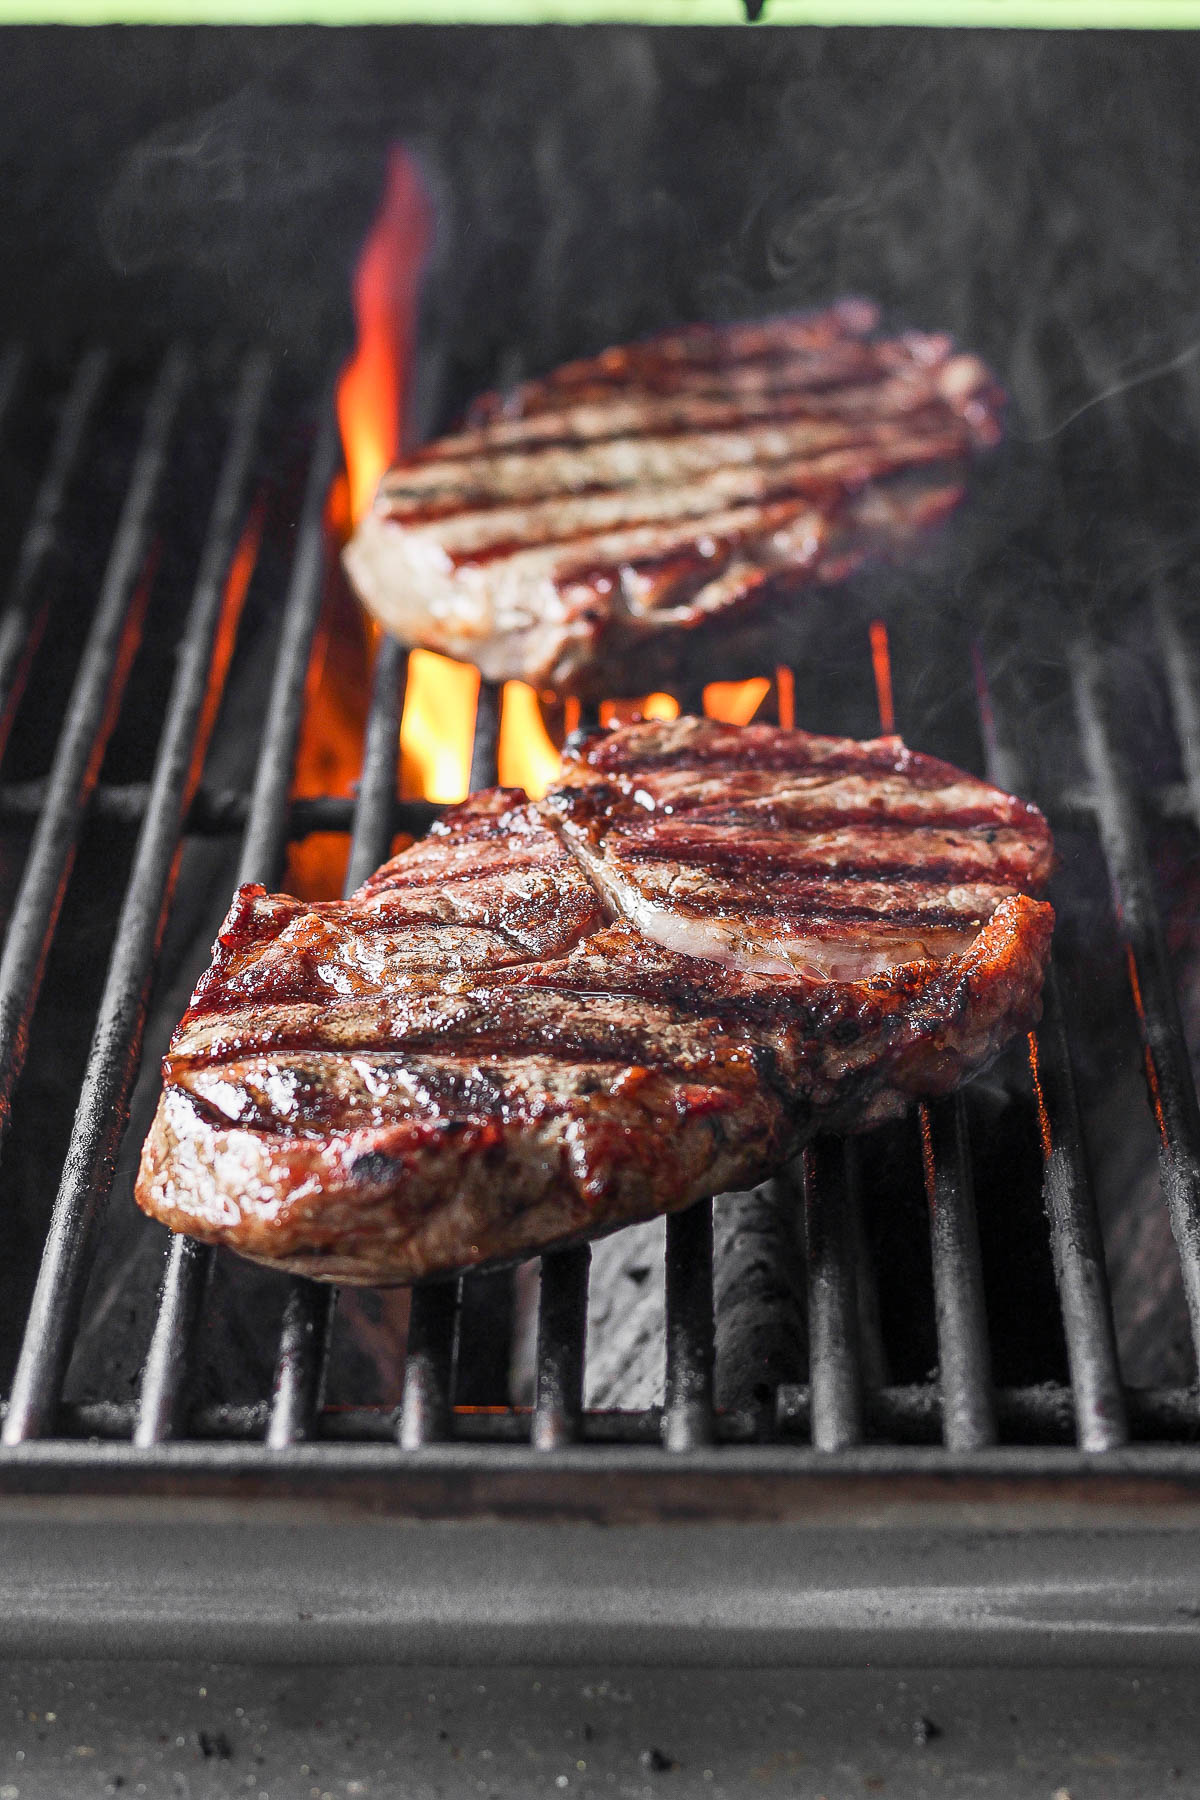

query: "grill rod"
xmin=1 ymin=350 xmax=270 ymax=1444
xmin=0 ymin=350 xmax=108 ymax=759
xmin=0 ymin=348 xmax=185 ymax=1149
xmin=803 ymin=1139 xmax=865 ymax=1451
xmin=265 ymin=634 xmax=410 ymax=1448
xmin=22 ymin=1379 xmax=1200 ymax=1447
xmin=395 ymin=678 xmax=505 ymax=1449
xmin=973 ymin=639 xmax=1128 ymax=1452
xmin=1069 ymin=632 xmax=1200 ymax=1369
xmin=921 ymin=1096 xmax=998 ymax=1450
xmin=868 ymin=622 xmax=997 ymax=1451
xmin=135 ymin=392 xmax=341 ymax=1446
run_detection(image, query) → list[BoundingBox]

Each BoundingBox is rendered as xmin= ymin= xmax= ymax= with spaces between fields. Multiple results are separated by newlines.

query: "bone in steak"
xmin=342 ymin=302 xmax=1004 ymax=698
xmin=135 ymin=718 xmax=1052 ymax=1284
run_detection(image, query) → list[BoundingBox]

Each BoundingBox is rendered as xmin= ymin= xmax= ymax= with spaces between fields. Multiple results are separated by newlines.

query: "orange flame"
xmin=775 ymin=665 xmax=796 ymax=731
xmin=400 ymin=649 xmax=479 ymax=803
xmin=336 ymin=148 xmax=431 ymax=524
xmin=336 ymin=149 xmax=479 ymax=805
xmin=869 ymin=619 xmax=896 ymax=734
xmin=703 ymin=678 xmax=770 ymax=726
xmin=601 ymin=694 xmax=680 ymax=729
xmin=498 ymin=682 xmax=562 ymax=798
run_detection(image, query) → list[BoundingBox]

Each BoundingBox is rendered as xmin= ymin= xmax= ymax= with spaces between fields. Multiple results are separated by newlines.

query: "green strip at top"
xmin=1 ymin=0 xmax=1199 ymax=23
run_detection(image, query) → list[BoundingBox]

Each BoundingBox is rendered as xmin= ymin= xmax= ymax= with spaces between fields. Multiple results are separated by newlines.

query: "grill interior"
xmin=0 ymin=324 xmax=1198 ymax=1493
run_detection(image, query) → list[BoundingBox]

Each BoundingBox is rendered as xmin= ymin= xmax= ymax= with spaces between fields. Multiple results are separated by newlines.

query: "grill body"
xmin=3 ymin=25 xmax=1200 ymax=1664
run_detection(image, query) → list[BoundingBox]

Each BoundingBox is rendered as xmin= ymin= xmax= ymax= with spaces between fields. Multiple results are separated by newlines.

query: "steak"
xmin=136 ymin=718 xmax=1053 ymax=1284
xmin=342 ymin=302 xmax=1004 ymax=699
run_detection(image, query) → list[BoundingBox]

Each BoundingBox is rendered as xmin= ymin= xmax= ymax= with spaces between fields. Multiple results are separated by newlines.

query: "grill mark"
xmin=180 ymin=1056 xmax=752 ymax=1141
xmin=381 ymin=433 xmax=956 ymax=532
xmin=171 ymin=1010 xmax=739 ymax=1076
xmin=381 ymin=420 xmax=967 ymax=516
xmin=361 ymin=857 xmax=565 ymax=896
xmin=433 ymin=446 xmax=963 ymax=571
xmin=607 ymin=830 xmax=1043 ymax=888
xmin=662 ymin=893 xmax=996 ymax=929
xmin=403 ymin=399 xmax=969 ymax=474
xmin=565 ymin=745 xmax=953 ymax=784
xmin=376 ymin=415 xmax=904 ymax=505
xmin=622 ymin=800 xmax=1040 ymax=832
xmin=617 ymin=847 xmax=1038 ymax=889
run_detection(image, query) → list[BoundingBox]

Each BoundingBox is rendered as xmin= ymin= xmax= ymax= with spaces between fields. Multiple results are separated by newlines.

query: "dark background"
xmin=1 ymin=25 xmax=1197 ymax=421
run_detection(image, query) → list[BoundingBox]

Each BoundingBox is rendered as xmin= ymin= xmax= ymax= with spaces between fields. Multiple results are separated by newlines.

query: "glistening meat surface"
xmin=136 ymin=719 xmax=1053 ymax=1283
xmin=342 ymin=302 xmax=1004 ymax=698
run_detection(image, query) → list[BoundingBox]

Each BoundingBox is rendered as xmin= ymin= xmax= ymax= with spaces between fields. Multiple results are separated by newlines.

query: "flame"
xmin=498 ymin=681 xmax=562 ymax=798
xmin=601 ymin=694 xmax=680 ymax=728
xmin=336 ymin=148 xmax=431 ymax=525
xmin=336 ymin=148 xmax=484 ymax=804
xmin=400 ymin=648 xmax=479 ymax=803
xmin=869 ymin=618 xmax=896 ymax=734
xmin=775 ymin=665 xmax=795 ymax=731
xmin=703 ymin=678 xmax=770 ymax=726
xmin=286 ymin=577 xmax=372 ymax=900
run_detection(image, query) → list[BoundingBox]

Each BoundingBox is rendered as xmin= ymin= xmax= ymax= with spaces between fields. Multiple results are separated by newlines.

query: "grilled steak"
xmin=343 ymin=303 xmax=1004 ymax=699
xmin=136 ymin=718 xmax=1052 ymax=1285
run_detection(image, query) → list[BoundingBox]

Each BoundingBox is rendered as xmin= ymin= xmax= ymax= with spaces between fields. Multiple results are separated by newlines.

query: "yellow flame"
xmin=336 ymin=150 xmax=431 ymax=525
xmin=498 ymin=682 xmax=563 ymax=798
xmin=600 ymin=693 xmax=680 ymax=728
xmin=703 ymin=678 xmax=770 ymax=726
xmin=400 ymin=649 xmax=479 ymax=804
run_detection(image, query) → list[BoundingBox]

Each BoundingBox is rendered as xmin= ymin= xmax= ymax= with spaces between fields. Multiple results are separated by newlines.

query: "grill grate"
xmin=0 ymin=338 xmax=1199 ymax=1504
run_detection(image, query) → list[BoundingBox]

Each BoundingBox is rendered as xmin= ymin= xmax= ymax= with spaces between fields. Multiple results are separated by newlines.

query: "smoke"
xmin=18 ymin=27 xmax=1198 ymax=1389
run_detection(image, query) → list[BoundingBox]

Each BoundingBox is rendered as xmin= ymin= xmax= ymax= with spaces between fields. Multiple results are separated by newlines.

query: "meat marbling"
xmin=135 ymin=718 xmax=1053 ymax=1284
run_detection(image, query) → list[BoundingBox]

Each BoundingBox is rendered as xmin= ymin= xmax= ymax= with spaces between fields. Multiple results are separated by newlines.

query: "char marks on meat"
xmin=343 ymin=302 xmax=1004 ymax=697
xmin=136 ymin=719 xmax=1053 ymax=1284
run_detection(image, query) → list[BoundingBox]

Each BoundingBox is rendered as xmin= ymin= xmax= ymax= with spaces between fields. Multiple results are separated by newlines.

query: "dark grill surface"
xmin=0 ymin=331 xmax=1199 ymax=1519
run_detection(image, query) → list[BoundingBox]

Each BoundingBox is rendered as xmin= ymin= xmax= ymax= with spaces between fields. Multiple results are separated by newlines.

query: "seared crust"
xmin=342 ymin=303 xmax=1004 ymax=699
xmin=135 ymin=719 xmax=1053 ymax=1283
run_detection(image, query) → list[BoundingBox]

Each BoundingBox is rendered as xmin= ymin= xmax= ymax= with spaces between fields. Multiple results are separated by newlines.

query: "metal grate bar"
xmin=469 ymin=679 xmax=502 ymax=795
xmin=1069 ymin=629 xmax=1200 ymax=1364
xmin=1 ymin=351 xmax=271 ymax=1445
xmin=663 ymin=1199 xmax=715 ymax=1449
xmin=394 ymin=671 xmax=502 ymax=1448
xmin=0 ymin=780 xmax=441 ymax=839
xmin=973 ymin=642 xmax=1127 ymax=1451
xmin=875 ymin=622 xmax=996 ymax=1451
xmin=132 ymin=1235 xmax=209 ymax=1447
xmin=265 ymin=635 xmax=410 ymax=1447
xmin=532 ymin=1246 xmax=591 ymax=1449
xmin=0 ymin=350 xmax=109 ymax=749
xmin=266 ymin=1284 xmax=339 ymax=1452
xmin=0 ymin=347 xmax=186 ymax=1147
xmin=18 ymin=1378 xmax=1200 ymax=1447
xmin=1029 ymin=978 xmax=1129 ymax=1449
xmin=803 ymin=1139 xmax=865 ymax=1450
xmin=778 ymin=1380 xmax=1200 ymax=1447
xmin=345 ymin=637 xmax=410 ymax=893
xmin=397 ymin=1284 xmax=458 ymax=1448
xmin=135 ymin=396 xmax=341 ymax=1445
xmin=921 ymin=1096 xmax=997 ymax=1450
